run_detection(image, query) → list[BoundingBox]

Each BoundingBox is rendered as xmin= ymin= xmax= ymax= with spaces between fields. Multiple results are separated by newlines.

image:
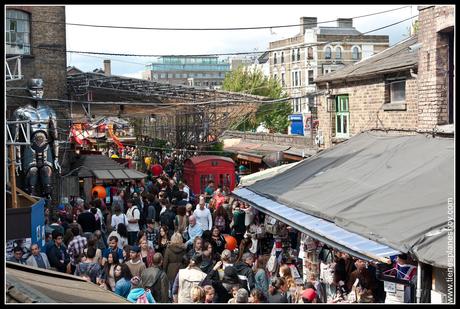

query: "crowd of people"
xmin=8 ymin=169 xmax=416 ymax=304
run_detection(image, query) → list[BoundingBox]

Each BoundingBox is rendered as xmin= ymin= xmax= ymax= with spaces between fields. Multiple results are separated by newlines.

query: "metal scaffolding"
xmin=67 ymin=72 xmax=263 ymax=148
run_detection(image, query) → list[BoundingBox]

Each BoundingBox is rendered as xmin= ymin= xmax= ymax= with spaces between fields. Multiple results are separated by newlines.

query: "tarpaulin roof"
xmin=238 ymin=162 xmax=300 ymax=187
xmin=6 ymin=262 xmax=129 ymax=303
xmin=235 ymin=131 xmax=454 ymax=268
xmin=71 ymin=155 xmax=147 ymax=179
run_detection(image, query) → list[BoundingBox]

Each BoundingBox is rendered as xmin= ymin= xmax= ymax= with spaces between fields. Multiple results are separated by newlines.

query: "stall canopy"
xmin=238 ymin=162 xmax=301 ymax=187
xmin=6 ymin=262 xmax=129 ymax=303
xmin=71 ymin=155 xmax=147 ymax=180
xmin=233 ymin=131 xmax=454 ymax=268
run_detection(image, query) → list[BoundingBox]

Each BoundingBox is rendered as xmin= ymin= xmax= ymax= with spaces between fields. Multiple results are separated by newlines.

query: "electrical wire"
xmin=11 ymin=6 xmax=410 ymax=31
xmin=5 ymin=15 xmax=418 ymax=58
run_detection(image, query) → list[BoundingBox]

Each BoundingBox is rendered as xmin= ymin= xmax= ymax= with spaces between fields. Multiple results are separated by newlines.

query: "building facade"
xmin=143 ymin=56 xmax=230 ymax=89
xmin=314 ymin=5 xmax=454 ymax=150
xmin=269 ymin=17 xmax=389 ymax=136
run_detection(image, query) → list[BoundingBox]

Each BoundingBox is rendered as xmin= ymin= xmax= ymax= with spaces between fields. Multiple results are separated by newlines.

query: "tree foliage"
xmin=222 ymin=66 xmax=291 ymax=133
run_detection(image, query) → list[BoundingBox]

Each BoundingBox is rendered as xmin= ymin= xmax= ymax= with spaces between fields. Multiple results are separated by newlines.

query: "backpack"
xmin=160 ymin=210 xmax=175 ymax=230
xmin=136 ymin=289 xmax=150 ymax=303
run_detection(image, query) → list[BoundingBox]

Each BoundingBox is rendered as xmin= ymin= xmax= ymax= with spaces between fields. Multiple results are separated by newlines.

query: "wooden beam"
xmin=9 ymin=145 xmax=18 ymax=209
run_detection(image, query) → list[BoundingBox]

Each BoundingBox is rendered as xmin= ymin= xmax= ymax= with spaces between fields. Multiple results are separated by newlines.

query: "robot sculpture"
xmin=13 ymin=78 xmax=61 ymax=198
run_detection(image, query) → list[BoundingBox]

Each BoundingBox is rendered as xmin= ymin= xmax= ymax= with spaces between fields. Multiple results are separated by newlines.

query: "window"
xmin=390 ymin=80 xmax=406 ymax=102
xmin=308 ymin=70 xmax=314 ymax=85
xmin=335 ymin=47 xmax=342 ymax=59
xmin=274 ymin=73 xmax=278 ymax=81
xmin=335 ymin=95 xmax=350 ymax=138
xmin=281 ymin=73 xmax=285 ymax=87
xmin=274 ymin=53 xmax=277 ymax=64
xmin=297 ymin=48 xmax=301 ymax=61
xmin=325 ymin=47 xmax=332 ymax=59
xmin=6 ymin=9 xmax=31 ymax=55
xmin=152 ymin=74 xmax=159 ymax=79
xmin=292 ymin=71 xmax=300 ymax=87
xmin=281 ymin=52 xmax=284 ymax=63
xmin=291 ymin=50 xmax=296 ymax=62
xmin=307 ymin=47 xmax=314 ymax=60
xmin=352 ymin=47 xmax=360 ymax=60
xmin=293 ymin=97 xmax=302 ymax=113
xmin=160 ymin=73 xmax=166 ymax=78
xmin=168 ymin=73 xmax=173 ymax=78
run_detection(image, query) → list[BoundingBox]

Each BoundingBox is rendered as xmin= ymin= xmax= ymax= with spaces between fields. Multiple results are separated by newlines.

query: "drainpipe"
xmin=416 ymin=262 xmax=422 ymax=303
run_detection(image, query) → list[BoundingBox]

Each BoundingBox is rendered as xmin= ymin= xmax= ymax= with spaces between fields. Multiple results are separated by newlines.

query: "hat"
xmin=146 ymin=218 xmax=154 ymax=225
xmin=302 ymin=288 xmax=317 ymax=302
xmin=130 ymin=245 xmax=141 ymax=253
xmin=236 ymin=288 xmax=248 ymax=303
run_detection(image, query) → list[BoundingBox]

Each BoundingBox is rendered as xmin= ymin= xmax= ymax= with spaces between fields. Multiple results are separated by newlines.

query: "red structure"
xmin=183 ymin=155 xmax=236 ymax=195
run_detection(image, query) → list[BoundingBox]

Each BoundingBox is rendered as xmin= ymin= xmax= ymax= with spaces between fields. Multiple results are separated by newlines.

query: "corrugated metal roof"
xmin=316 ymin=36 xmax=418 ymax=83
xmin=234 ymin=187 xmax=400 ymax=263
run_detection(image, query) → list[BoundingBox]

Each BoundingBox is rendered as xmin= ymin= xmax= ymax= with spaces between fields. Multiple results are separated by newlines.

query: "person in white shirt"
xmin=125 ymin=199 xmax=140 ymax=245
xmin=193 ymin=196 xmax=213 ymax=231
xmin=111 ymin=204 xmax=127 ymax=231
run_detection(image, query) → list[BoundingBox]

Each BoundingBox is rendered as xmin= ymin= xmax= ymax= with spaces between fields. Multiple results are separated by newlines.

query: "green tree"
xmin=222 ymin=66 xmax=291 ymax=133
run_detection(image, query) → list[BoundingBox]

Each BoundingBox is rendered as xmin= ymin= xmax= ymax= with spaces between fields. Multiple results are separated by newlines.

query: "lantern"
xmin=151 ymin=164 xmax=163 ymax=177
xmin=92 ymin=185 xmax=107 ymax=199
xmin=224 ymin=235 xmax=237 ymax=251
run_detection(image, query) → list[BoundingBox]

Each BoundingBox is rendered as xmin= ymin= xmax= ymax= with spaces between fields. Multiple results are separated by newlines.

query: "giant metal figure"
xmin=13 ymin=78 xmax=61 ymax=198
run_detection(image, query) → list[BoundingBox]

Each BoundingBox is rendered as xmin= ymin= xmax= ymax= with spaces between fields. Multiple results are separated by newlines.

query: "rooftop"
xmin=315 ymin=35 xmax=418 ymax=83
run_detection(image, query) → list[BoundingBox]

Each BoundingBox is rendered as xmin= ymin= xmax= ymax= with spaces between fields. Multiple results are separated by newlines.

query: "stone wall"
xmin=223 ymin=130 xmax=313 ymax=147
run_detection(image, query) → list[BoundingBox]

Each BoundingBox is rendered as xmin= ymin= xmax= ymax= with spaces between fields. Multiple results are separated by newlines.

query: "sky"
xmin=65 ymin=5 xmax=418 ymax=78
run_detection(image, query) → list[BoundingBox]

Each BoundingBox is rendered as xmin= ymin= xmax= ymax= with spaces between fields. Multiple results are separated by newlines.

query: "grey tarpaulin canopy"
xmin=71 ymin=155 xmax=147 ymax=180
xmin=233 ymin=131 xmax=454 ymax=268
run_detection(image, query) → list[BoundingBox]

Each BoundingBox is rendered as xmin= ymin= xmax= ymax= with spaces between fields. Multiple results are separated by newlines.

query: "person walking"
xmin=114 ymin=263 xmax=132 ymax=298
xmin=194 ymin=196 xmax=213 ymax=231
xmin=47 ymin=230 xmax=70 ymax=273
xmin=74 ymin=247 xmax=102 ymax=284
xmin=9 ymin=246 xmax=27 ymax=265
xmin=26 ymin=244 xmax=51 ymax=269
xmin=254 ymin=255 xmax=269 ymax=299
xmin=100 ymin=251 xmax=120 ymax=291
xmin=125 ymin=199 xmax=140 ymax=246
xmin=267 ymin=277 xmax=289 ymax=303
xmin=127 ymin=276 xmax=156 ymax=303
xmin=184 ymin=215 xmax=203 ymax=249
xmin=177 ymin=253 xmax=207 ymax=303
xmin=141 ymin=253 xmax=170 ymax=303
xmin=111 ymin=204 xmax=127 ymax=232
xmin=233 ymin=252 xmax=256 ymax=292
xmin=125 ymin=245 xmax=146 ymax=278
xmin=102 ymin=235 xmax=125 ymax=265
xmin=163 ymin=232 xmax=187 ymax=297
xmin=66 ymin=226 xmax=87 ymax=274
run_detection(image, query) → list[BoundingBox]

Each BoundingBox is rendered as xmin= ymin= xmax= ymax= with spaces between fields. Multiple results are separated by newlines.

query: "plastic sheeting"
xmin=239 ymin=132 xmax=454 ymax=268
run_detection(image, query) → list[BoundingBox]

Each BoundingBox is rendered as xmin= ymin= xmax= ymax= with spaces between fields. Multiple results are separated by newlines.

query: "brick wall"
xmin=317 ymin=76 xmax=419 ymax=149
xmin=416 ymin=5 xmax=454 ymax=130
xmin=6 ymin=6 xmax=67 ymax=120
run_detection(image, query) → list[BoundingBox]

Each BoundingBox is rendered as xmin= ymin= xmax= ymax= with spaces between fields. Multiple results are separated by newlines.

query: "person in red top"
xmin=213 ymin=188 xmax=226 ymax=210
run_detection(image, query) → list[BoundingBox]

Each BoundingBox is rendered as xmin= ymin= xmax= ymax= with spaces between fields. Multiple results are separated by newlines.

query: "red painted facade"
xmin=183 ymin=155 xmax=236 ymax=195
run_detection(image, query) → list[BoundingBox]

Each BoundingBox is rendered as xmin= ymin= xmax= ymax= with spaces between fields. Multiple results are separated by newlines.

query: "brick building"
xmin=5 ymin=6 xmax=70 ymax=200
xmin=6 ymin=6 xmax=68 ymax=119
xmin=269 ymin=16 xmax=389 ymax=136
xmin=314 ymin=5 xmax=454 ymax=149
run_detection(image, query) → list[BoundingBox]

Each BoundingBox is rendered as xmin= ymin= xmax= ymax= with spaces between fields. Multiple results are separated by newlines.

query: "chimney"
xmin=300 ymin=17 xmax=317 ymax=34
xmin=103 ymin=60 xmax=111 ymax=76
xmin=337 ymin=18 xmax=353 ymax=28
